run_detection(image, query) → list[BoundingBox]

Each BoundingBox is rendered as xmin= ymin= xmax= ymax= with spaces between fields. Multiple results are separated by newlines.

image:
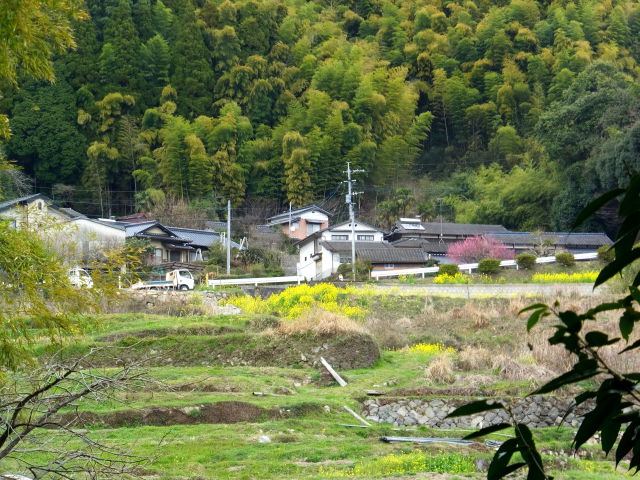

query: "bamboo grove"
xmin=1 ymin=0 xmax=639 ymax=230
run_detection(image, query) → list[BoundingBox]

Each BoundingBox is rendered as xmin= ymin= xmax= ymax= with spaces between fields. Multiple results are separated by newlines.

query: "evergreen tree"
xmin=102 ymin=0 xmax=141 ymax=90
xmin=282 ymin=131 xmax=312 ymax=206
xmin=171 ymin=1 xmax=214 ymax=116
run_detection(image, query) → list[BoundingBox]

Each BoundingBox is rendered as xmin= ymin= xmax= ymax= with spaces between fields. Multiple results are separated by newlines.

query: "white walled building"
xmin=296 ymin=220 xmax=386 ymax=280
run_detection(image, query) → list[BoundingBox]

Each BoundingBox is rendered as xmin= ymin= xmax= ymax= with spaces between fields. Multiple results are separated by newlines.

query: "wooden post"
xmin=320 ymin=357 xmax=347 ymax=387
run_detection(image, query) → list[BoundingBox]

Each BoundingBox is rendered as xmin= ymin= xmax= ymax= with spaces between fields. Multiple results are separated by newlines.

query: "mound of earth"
xmin=97 ymin=325 xmax=242 ymax=342
xmin=60 ymin=331 xmax=380 ymax=370
xmin=57 ymin=401 xmax=279 ymax=428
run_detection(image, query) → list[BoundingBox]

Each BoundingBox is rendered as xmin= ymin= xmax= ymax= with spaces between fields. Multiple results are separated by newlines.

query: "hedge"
xmin=555 ymin=252 xmax=575 ymax=267
xmin=516 ymin=253 xmax=537 ymax=269
xmin=478 ymin=258 xmax=501 ymax=274
xmin=438 ymin=264 xmax=459 ymax=276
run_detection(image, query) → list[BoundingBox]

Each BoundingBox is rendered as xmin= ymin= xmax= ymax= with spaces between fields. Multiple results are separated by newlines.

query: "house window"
xmin=169 ymin=250 xmax=181 ymax=262
xmin=332 ymin=234 xmax=348 ymax=241
xmin=357 ymin=234 xmax=374 ymax=241
xmin=307 ymin=223 xmax=321 ymax=234
xmin=339 ymin=254 xmax=352 ymax=263
xmin=384 ymin=264 xmax=395 ymax=269
xmin=155 ymin=248 xmax=163 ymax=259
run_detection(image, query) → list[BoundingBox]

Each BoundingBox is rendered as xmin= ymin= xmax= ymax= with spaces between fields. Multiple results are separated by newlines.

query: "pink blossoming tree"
xmin=447 ymin=235 xmax=515 ymax=263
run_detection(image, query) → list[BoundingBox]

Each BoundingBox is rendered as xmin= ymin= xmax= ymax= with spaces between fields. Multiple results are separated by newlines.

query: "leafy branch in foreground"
xmin=448 ymin=173 xmax=640 ymax=479
xmin=0 ymin=349 xmax=161 ymax=479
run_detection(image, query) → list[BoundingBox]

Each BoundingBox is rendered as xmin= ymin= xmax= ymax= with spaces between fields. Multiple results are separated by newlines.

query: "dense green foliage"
xmin=450 ymin=173 xmax=640 ymax=479
xmin=478 ymin=257 xmax=501 ymax=273
xmin=515 ymin=252 xmax=536 ymax=268
xmin=1 ymin=0 xmax=639 ymax=229
xmin=438 ymin=263 xmax=459 ymax=275
xmin=555 ymin=251 xmax=575 ymax=266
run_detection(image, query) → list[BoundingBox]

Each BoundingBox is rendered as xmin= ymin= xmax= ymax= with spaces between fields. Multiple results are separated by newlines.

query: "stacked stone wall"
xmin=362 ymin=396 xmax=591 ymax=428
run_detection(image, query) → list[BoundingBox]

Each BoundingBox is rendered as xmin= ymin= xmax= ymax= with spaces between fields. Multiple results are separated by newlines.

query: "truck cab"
xmin=168 ymin=269 xmax=195 ymax=290
xmin=68 ymin=267 xmax=93 ymax=288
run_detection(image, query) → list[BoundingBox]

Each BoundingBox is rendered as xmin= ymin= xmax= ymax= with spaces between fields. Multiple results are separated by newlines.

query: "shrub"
xmin=438 ymin=263 xmax=459 ymax=275
xmin=337 ymin=260 xmax=372 ymax=280
xmin=447 ymin=235 xmax=515 ymax=263
xmin=516 ymin=253 xmax=537 ymax=269
xmin=433 ymin=272 xmax=470 ymax=284
xmin=478 ymin=258 xmax=501 ymax=274
xmin=223 ymin=283 xmax=367 ymax=319
xmin=407 ymin=343 xmax=455 ymax=355
xmin=597 ymin=245 xmax=614 ymax=263
xmin=530 ymin=271 xmax=598 ymax=283
xmin=555 ymin=251 xmax=575 ymax=267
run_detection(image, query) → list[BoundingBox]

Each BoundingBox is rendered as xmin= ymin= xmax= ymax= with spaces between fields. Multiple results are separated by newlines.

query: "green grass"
xmin=9 ymin=294 xmax=631 ymax=479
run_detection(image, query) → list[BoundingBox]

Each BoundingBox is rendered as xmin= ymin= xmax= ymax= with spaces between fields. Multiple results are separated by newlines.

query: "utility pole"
xmin=345 ymin=162 xmax=364 ymax=280
xmin=226 ymin=200 xmax=231 ymax=275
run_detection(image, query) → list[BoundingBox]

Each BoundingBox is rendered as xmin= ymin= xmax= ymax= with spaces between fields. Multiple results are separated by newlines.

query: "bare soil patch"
xmin=57 ymin=401 xmax=281 ymax=428
xmin=63 ymin=332 xmax=380 ymax=370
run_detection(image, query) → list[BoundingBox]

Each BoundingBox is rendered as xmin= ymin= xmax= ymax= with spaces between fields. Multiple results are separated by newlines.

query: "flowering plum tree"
xmin=447 ymin=235 xmax=515 ymax=263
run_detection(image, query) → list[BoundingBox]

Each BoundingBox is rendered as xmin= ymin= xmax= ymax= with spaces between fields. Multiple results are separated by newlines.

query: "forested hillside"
xmin=1 ymin=0 xmax=639 ymax=231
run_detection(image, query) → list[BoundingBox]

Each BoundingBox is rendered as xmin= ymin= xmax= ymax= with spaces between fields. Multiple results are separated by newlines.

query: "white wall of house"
xmin=72 ymin=218 xmax=126 ymax=260
xmin=297 ymin=241 xmax=318 ymax=279
xmin=321 ymin=222 xmax=384 ymax=242
xmin=1 ymin=199 xmax=68 ymax=230
xmin=296 ymin=221 xmax=385 ymax=280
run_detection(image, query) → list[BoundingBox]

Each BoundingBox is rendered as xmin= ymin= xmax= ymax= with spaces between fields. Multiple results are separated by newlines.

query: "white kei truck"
xmin=130 ymin=269 xmax=195 ymax=291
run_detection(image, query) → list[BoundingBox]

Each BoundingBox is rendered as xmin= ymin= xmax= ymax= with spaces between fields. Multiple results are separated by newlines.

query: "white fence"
xmin=207 ymin=275 xmax=305 ymax=288
xmin=370 ymin=252 xmax=599 ymax=280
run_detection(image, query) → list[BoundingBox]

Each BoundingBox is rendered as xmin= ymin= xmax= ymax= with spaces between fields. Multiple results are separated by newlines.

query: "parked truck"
xmin=130 ymin=269 xmax=195 ymax=291
xmin=68 ymin=267 xmax=93 ymax=288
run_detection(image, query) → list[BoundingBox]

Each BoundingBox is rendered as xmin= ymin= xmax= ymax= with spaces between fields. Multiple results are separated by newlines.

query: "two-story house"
xmin=266 ymin=204 xmax=332 ymax=240
xmin=296 ymin=220 xmax=428 ymax=280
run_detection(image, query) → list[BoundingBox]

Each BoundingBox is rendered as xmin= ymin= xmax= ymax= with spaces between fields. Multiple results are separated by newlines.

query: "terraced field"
xmin=5 ymin=290 xmax=635 ymax=479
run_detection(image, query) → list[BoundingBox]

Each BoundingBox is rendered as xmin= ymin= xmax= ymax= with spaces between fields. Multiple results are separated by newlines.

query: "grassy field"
xmin=6 ymin=288 xmax=636 ymax=479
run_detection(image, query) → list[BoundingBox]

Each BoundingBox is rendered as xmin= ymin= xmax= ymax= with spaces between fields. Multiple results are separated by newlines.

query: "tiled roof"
xmin=267 ymin=204 xmax=333 ymax=224
xmin=389 ymin=221 xmax=509 ymax=236
xmin=487 ymin=232 xmax=613 ymax=247
xmin=413 ymin=222 xmax=509 ymax=235
xmin=391 ymin=238 xmax=449 ymax=253
xmin=320 ymin=241 xmax=428 ymax=263
xmin=166 ymin=226 xmax=244 ymax=249
xmin=58 ymin=207 xmax=86 ymax=219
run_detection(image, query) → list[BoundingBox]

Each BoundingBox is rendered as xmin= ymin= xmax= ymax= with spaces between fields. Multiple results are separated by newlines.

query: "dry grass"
xmin=491 ymin=354 xmax=556 ymax=382
xmin=449 ymin=302 xmax=495 ymax=329
xmin=425 ymin=355 xmax=455 ymax=384
xmin=365 ymin=316 xmax=410 ymax=349
xmin=456 ymin=347 xmax=493 ymax=371
xmin=274 ymin=308 xmax=366 ymax=336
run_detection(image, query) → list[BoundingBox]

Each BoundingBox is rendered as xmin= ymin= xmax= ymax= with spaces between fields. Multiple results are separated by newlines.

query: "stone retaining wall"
xmin=362 ymin=396 xmax=589 ymax=428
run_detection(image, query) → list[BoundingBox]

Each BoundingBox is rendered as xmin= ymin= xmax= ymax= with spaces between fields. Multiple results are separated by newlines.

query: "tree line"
xmin=1 ymin=0 xmax=639 ymax=230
